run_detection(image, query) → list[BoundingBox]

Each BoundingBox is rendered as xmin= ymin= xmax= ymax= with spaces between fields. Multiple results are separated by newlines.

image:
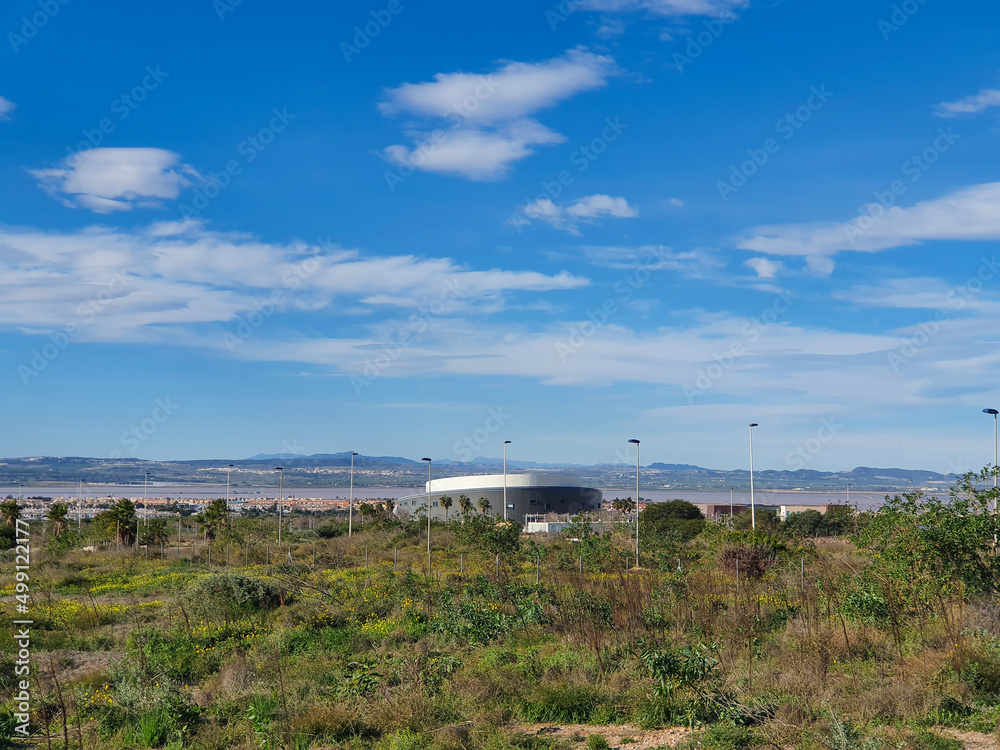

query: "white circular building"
xmin=395 ymin=473 xmax=602 ymax=524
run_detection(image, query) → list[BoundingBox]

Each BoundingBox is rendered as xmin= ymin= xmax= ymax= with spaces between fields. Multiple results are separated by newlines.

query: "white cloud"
xmin=384 ymin=120 xmax=564 ymax=181
xmin=31 ymin=148 xmax=200 ymax=213
xmin=380 ymin=49 xmax=618 ymax=180
xmin=737 ymin=182 xmax=1000 ymax=273
xmin=516 ymin=194 xmax=638 ymax=234
xmin=0 ymin=220 xmax=589 ymax=341
xmin=935 ymin=88 xmax=1000 ymax=118
xmin=380 ymin=48 xmax=616 ymax=124
xmin=0 ymin=96 xmax=15 ymax=121
xmin=579 ymin=0 xmax=748 ymax=17
xmin=666 ymin=197 xmax=684 ymax=207
xmin=744 ymin=257 xmax=782 ymax=279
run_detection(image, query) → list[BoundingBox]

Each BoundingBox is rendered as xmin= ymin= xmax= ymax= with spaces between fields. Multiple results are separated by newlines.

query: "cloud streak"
xmin=736 ymin=182 xmax=1000 ymax=272
xmin=936 ymin=88 xmax=1000 ymax=118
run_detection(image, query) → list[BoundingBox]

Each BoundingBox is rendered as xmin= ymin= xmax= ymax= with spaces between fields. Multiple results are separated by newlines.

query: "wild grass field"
xmin=1 ymin=471 xmax=1000 ymax=750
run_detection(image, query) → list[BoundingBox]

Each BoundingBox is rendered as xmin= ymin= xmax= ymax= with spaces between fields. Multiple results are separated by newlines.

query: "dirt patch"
xmin=939 ymin=729 xmax=1000 ymax=750
xmin=519 ymin=723 xmax=690 ymax=749
xmin=42 ymin=650 xmax=117 ymax=684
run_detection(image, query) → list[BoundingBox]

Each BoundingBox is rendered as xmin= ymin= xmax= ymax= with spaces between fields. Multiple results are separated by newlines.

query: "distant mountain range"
xmin=0 ymin=453 xmax=964 ymax=492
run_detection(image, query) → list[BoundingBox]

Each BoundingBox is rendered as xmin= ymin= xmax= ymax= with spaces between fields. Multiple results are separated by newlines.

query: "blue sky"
xmin=2 ymin=0 xmax=1000 ymax=473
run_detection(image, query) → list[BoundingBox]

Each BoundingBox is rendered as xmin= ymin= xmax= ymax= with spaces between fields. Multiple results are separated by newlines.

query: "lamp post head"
xmin=504 ymin=440 xmax=511 ymax=445
xmin=228 ymin=464 xmax=234 ymax=468
xmin=628 ymin=439 xmax=640 ymax=445
xmin=749 ymin=423 xmax=758 ymax=428
xmin=274 ymin=466 xmax=283 ymax=472
xmin=351 ymin=451 xmax=359 ymax=456
xmin=985 ymin=409 xmax=999 ymax=416
xmin=421 ymin=457 xmax=431 ymax=463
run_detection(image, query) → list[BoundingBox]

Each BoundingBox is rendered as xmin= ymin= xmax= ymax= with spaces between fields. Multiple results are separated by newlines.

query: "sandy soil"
xmin=940 ymin=729 xmax=1000 ymax=750
xmin=519 ymin=723 xmax=691 ymax=749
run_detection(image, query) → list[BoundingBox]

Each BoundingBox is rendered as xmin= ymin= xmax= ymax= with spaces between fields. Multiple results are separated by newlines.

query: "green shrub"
xmin=586 ymin=734 xmax=609 ymax=750
xmin=520 ymin=684 xmax=604 ymax=723
xmin=316 ymin=522 xmax=349 ymax=539
xmin=378 ymin=729 xmax=426 ymax=750
xmin=700 ymin=722 xmax=757 ymax=749
xmin=184 ymin=572 xmax=283 ymax=620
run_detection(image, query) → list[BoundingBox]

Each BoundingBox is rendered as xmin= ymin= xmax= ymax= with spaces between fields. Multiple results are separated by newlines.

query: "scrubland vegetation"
xmin=2 ymin=470 xmax=1000 ymax=749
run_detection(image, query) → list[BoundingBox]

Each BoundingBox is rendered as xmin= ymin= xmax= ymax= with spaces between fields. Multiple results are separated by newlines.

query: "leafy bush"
xmin=184 ymin=572 xmax=284 ymax=620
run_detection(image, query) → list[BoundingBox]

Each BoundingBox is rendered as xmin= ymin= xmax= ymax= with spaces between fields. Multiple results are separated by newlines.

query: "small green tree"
xmin=783 ymin=509 xmax=822 ymax=537
xmin=819 ymin=505 xmax=854 ymax=536
xmin=640 ymin=500 xmax=706 ymax=542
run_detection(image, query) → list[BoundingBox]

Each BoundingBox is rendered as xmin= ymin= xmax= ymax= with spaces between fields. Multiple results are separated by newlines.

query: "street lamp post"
xmin=143 ymin=472 xmax=150 ymax=525
xmin=275 ymin=467 xmax=284 ymax=546
xmin=422 ymin=458 xmax=432 ymax=573
xmin=349 ymin=452 xmax=358 ymax=537
xmin=503 ymin=441 xmax=511 ymax=522
xmin=749 ymin=423 xmax=759 ymax=530
xmin=78 ymin=480 xmax=83 ymax=531
xmin=226 ymin=464 xmax=234 ymax=511
xmin=984 ymin=409 xmax=998 ymax=489
xmin=628 ymin=439 xmax=640 ymax=567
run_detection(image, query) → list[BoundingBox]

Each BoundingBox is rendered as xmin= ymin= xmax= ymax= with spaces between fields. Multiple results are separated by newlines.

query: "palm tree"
xmin=439 ymin=495 xmax=453 ymax=522
xmin=457 ymin=494 xmax=472 ymax=523
xmin=383 ymin=498 xmax=396 ymax=516
xmin=612 ymin=497 xmax=636 ymax=517
xmin=1 ymin=501 xmax=21 ymax=527
xmin=108 ymin=498 xmax=137 ymax=546
xmin=47 ymin=503 xmax=69 ymax=537
xmin=477 ymin=497 xmax=492 ymax=517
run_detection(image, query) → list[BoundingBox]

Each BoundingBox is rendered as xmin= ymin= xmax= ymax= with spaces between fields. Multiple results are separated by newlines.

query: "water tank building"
xmin=395 ymin=473 xmax=602 ymax=524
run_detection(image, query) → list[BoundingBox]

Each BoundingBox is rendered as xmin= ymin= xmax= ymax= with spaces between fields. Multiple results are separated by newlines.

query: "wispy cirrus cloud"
xmin=379 ymin=48 xmax=619 ymax=180
xmin=30 ymin=148 xmax=200 ymax=213
xmin=736 ymin=182 xmax=1000 ymax=273
xmin=935 ymin=88 xmax=1000 ymax=118
xmin=578 ymin=0 xmax=748 ymax=17
xmin=0 ymin=96 xmax=15 ymax=121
